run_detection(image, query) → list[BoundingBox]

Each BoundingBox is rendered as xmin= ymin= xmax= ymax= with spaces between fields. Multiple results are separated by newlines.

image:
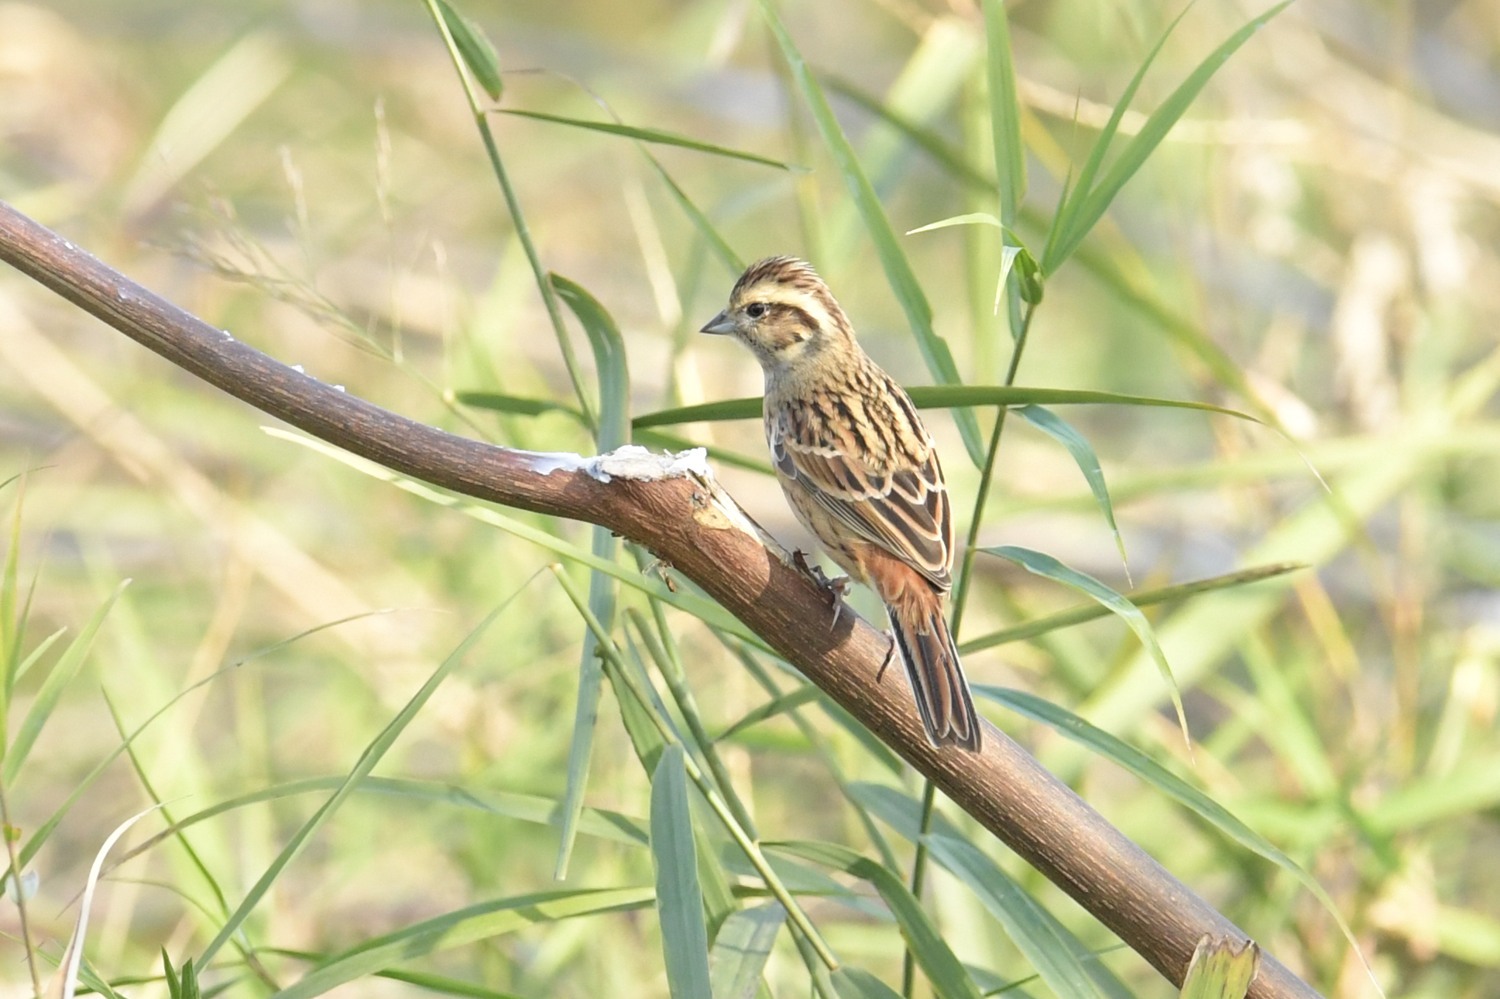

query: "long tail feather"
xmin=887 ymin=596 xmax=981 ymax=751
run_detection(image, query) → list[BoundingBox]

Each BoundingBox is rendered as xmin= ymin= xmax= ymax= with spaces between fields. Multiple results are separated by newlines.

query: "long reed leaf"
xmin=983 ymin=545 xmax=1190 ymax=752
xmin=1016 ymin=404 xmax=1129 ymax=571
xmin=1043 ymin=3 xmax=1292 ymax=272
xmin=550 ymin=275 xmax=630 ymax=877
xmin=499 ymin=110 xmax=799 ymax=170
xmin=767 ymin=840 xmax=980 ymax=999
xmin=651 ymin=746 xmax=713 ymax=999
xmin=5 ymin=580 xmax=128 ymax=785
xmin=274 ymin=888 xmax=655 ymax=999
xmin=756 ymin=0 xmax=986 ymax=468
xmin=198 ymin=593 xmax=520 ymax=967
xmin=708 ymin=905 xmax=784 ymax=999
xmin=634 ymin=385 xmax=1258 ymax=429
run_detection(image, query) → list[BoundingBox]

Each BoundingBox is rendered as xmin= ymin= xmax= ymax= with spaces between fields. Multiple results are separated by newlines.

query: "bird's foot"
xmin=793 ymin=549 xmax=850 ymax=596
xmin=876 ymin=631 xmax=897 ymax=683
xmin=793 ymin=549 xmax=851 ymax=628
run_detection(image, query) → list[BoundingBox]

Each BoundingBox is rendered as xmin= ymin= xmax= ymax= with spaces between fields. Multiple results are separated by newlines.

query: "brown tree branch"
xmin=0 ymin=199 xmax=1322 ymax=998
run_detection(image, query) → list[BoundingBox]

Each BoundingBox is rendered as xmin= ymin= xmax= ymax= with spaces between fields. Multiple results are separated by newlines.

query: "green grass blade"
xmin=627 ymin=602 xmax=758 ymax=839
xmin=982 ymin=0 xmax=1026 ymax=224
xmin=163 ymin=948 xmax=204 ymax=998
xmin=633 ymin=385 xmax=1260 ymax=429
xmin=198 ymin=593 xmax=521 ymax=967
xmin=846 ymin=782 xmax=1133 ymax=998
xmin=108 ymin=776 xmax=648 ymax=878
xmin=831 ymin=101 xmax=1285 ymax=423
xmin=1082 ymin=4 xmax=1293 ymax=259
xmin=364 ymin=967 xmax=530 ymax=998
xmin=273 ymin=887 xmax=655 ymax=999
xmin=9 ymin=626 xmax=64 ymax=691
xmin=499 ymin=72 xmax=746 ymax=275
xmin=638 ymin=149 xmax=743 ymax=275
xmin=422 ymin=0 xmax=595 ymax=430
xmin=809 ymin=18 xmax=982 ymax=282
xmin=1180 ymin=937 xmax=1259 ymax=999
xmin=550 ymin=560 xmax=671 ymax=766
xmin=550 ymin=572 xmax=837 ymax=968
xmin=432 ymin=0 xmax=502 ymax=101
xmin=958 ymin=562 xmax=1302 ymax=654
xmin=1240 ymin=635 xmax=1337 ymax=795
xmin=906 ymin=385 xmax=1258 ymax=421
xmin=551 ymin=274 xmax=629 ymax=450
xmin=1077 ymin=416 xmax=1457 ymax=735
xmin=844 ymin=781 xmax=958 ymax=844
xmin=708 ymin=904 xmax=784 ymax=999
xmin=1016 ymin=405 xmax=1129 ymax=572
xmin=0 ymin=476 xmax=26 ymax=713
xmin=756 ymin=0 xmax=986 ymax=468
xmin=1043 ymin=5 xmax=1187 ymax=273
xmin=104 ymin=689 xmax=233 ymax=924
xmin=717 ymin=687 xmax=824 ymax=741
xmin=499 ymin=110 xmax=799 ymax=171
xmin=717 ymin=639 xmax=901 ymax=870
xmin=767 ymin=840 xmax=981 ymax=999
xmin=924 ymin=833 xmax=1105 ymax=999
xmin=906 ymin=213 xmax=1042 ymax=313
xmin=547 ymin=277 xmax=630 ymax=877
xmin=553 ymin=566 xmax=618 ymax=877
xmin=715 ymin=844 xmax=862 ymax=902
xmin=1067 ymin=2 xmax=1293 ymax=270
xmin=820 ymin=77 xmax=991 ymax=190
xmin=905 ymin=211 xmax=1002 ymax=236
xmin=161 ymin=949 xmax=181 ymax=997
xmin=69 ymin=962 xmax=129 ymax=999
xmin=559 ymin=567 xmax=741 ymax=942
xmin=454 ymin=392 xmax=586 ymax=423
xmin=690 ymin=818 xmax=738 ymax=945
xmin=263 ymin=428 xmax=763 ymax=645
xmin=348 ymin=776 xmax=654 ymax=843
xmin=831 ymin=967 xmax=905 ymax=999
xmin=4 ymin=579 xmax=128 ymax=785
xmin=983 ymin=544 xmax=1190 ymax=751
xmin=651 ymin=746 xmax=713 ymax=999
xmin=1364 ymin=753 xmax=1500 ymax=835
xmin=634 ymin=398 xmax=762 ymax=428
xmin=1070 ymin=240 xmax=1267 ymax=414
xmin=1045 ymin=3 xmax=1292 ymax=272
xmin=613 ymin=648 xmax=675 ymax=772
xmin=17 ymin=655 xmax=317 ymax=874
xmin=980 ymin=685 xmax=1364 ymax=950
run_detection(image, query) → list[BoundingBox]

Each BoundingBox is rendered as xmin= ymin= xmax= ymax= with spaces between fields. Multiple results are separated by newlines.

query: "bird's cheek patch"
xmin=764 ymin=325 xmax=809 ymax=353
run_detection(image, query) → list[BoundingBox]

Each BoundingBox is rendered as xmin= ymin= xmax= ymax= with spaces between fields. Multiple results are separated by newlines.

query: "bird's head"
xmin=700 ymin=256 xmax=855 ymax=373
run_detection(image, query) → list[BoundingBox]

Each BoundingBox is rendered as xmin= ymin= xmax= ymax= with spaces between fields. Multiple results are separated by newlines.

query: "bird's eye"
xmin=745 ymin=302 xmax=769 ymax=319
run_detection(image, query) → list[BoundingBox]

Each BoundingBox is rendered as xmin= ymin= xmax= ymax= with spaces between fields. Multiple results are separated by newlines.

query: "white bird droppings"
xmin=527 ymin=446 xmax=710 ymax=483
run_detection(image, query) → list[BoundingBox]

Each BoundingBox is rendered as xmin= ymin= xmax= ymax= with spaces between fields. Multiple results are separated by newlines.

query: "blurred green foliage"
xmin=2 ymin=0 xmax=1499 ymax=996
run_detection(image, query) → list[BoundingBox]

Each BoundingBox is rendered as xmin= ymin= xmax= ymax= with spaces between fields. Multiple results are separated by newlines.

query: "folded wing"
xmin=770 ymin=411 xmax=953 ymax=591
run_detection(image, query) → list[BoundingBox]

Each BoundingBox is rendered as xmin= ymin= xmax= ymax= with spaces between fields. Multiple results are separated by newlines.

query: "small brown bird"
xmin=700 ymin=256 xmax=981 ymax=751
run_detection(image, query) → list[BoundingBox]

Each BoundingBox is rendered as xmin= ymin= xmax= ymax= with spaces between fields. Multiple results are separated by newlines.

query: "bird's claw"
xmin=793 ymin=549 xmax=849 ymax=595
xmin=876 ymin=631 xmax=896 ymax=682
xmin=793 ymin=549 xmax=851 ymax=629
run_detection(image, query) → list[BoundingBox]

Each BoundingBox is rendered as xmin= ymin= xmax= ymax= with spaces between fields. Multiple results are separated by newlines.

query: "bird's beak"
xmin=699 ymin=311 xmax=736 ymax=336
